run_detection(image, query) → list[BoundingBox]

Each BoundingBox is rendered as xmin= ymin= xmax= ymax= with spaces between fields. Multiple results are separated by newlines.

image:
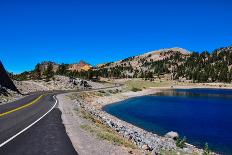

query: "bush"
xmin=203 ymin=143 xmax=211 ymax=155
xmin=176 ymin=136 xmax=187 ymax=148
xmin=131 ymin=87 xmax=142 ymax=92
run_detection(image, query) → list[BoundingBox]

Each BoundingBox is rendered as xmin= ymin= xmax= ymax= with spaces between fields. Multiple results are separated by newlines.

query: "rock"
xmin=165 ymin=131 xmax=179 ymax=140
xmin=0 ymin=61 xmax=20 ymax=93
xmin=142 ymin=144 xmax=150 ymax=150
xmin=128 ymin=150 xmax=133 ymax=154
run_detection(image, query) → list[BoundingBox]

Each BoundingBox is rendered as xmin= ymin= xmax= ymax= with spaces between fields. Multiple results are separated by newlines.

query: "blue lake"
xmin=103 ymin=89 xmax=232 ymax=154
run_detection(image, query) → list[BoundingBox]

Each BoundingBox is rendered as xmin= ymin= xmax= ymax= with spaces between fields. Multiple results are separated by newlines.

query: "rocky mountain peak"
xmin=68 ymin=60 xmax=92 ymax=72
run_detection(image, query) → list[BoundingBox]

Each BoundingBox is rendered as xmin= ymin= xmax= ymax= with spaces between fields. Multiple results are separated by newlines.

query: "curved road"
xmin=0 ymin=91 xmax=77 ymax=155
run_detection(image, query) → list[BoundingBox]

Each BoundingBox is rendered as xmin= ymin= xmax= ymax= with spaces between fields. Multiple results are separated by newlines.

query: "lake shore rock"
xmin=165 ymin=131 xmax=179 ymax=140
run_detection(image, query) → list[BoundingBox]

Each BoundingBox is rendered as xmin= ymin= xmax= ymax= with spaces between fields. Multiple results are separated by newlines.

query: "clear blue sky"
xmin=0 ymin=0 xmax=231 ymax=73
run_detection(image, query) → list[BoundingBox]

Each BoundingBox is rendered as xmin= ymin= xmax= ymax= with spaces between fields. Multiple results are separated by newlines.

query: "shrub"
xmin=131 ymin=87 xmax=142 ymax=92
xmin=176 ymin=136 xmax=187 ymax=148
xmin=203 ymin=143 xmax=211 ymax=155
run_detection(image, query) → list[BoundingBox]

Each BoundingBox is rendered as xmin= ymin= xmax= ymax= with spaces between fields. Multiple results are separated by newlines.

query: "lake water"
xmin=103 ymin=89 xmax=232 ymax=154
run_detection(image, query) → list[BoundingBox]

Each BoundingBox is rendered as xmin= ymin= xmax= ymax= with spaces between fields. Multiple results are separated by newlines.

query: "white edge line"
xmin=0 ymin=95 xmax=58 ymax=148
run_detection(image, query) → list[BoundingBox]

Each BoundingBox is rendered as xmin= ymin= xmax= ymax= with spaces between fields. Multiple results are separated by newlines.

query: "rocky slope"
xmin=68 ymin=60 xmax=92 ymax=72
xmin=96 ymin=47 xmax=191 ymax=79
xmin=97 ymin=47 xmax=190 ymax=70
xmin=37 ymin=60 xmax=92 ymax=74
xmin=95 ymin=46 xmax=232 ymax=82
xmin=15 ymin=75 xmax=105 ymax=94
xmin=0 ymin=61 xmax=22 ymax=104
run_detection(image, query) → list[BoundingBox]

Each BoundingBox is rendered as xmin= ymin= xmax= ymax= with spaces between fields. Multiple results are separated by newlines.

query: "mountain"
xmin=34 ymin=60 xmax=92 ymax=75
xmin=98 ymin=47 xmax=190 ymax=70
xmin=12 ymin=60 xmax=93 ymax=81
xmin=38 ymin=61 xmax=60 ymax=73
xmin=0 ymin=61 xmax=19 ymax=93
xmin=68 ymin=61 xmax=92 ymax=72
xmin=93 ymin=46 xmax=232 ymax=82
xmin=12 ymin=45 xmax=232 ymax=83
xmin=96 ymin=47 xmax=191 ymax=78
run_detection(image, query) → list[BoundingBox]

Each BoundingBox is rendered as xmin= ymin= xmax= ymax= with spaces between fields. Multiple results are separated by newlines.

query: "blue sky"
xmin=0 ymin=0 xmax=231 ymax=73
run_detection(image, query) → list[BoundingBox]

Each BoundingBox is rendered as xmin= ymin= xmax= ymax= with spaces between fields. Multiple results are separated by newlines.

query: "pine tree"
xmin=44 ymin=63 xmax=54 ymax=81
xmin=34 ymin=63 xmax=41 ymax=80
xmin=57 ymin=63 xmax=68 ymax=75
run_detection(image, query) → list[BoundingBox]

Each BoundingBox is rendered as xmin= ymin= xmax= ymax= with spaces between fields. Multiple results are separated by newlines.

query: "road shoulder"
xmin=57 ymin=93 xmax=143 ymax=155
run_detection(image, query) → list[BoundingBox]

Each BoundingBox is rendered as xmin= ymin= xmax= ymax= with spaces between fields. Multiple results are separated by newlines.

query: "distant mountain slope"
xmin=94 ymin=46 xmax=232 ymax=82
xmin=37 ymin=60 xmax=92 ymax=74
xmin=96 ymin=47 xmax=191 ymax=79
xmin=12 ymin=60 xmax=93 ymax=81
xmin=12 ymin=45 xmax=232 ymax=83
xmin=68 ymin=60 xmax=92 ymax=72
xmin=98 ymin=47 xmax=190 ymax=70
xmin=0 ymin=61 xmax=19 ymax=93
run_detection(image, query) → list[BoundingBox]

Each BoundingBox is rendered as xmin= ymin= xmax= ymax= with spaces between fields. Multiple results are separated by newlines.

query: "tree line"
xmin=12 ymin=46 xmax=232 ymax=83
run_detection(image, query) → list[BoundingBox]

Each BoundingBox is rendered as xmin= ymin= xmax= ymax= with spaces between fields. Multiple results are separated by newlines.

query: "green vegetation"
xmin=12 ymin=46 xmax=232 ymax=83
xmin=125 ymin=79 xmax=173 ymax=90
xmin=80 ymin=110 xmax=95 ymax=122
xmin=131 ymin=87 xmax=142 ymax=92
xmin=175 ymin=137 xmax=187 ymax=148
xmin=203 ymin=143 xmax=211 ymax=155
xmin=56 ymin=63 xmax=68 ymax=75
xmin=43 ymin=63 xmax=54 ymax=81
xmin=80 ymin=124 xmax=95 ymax=133
xmin=34 ymin=63 xmax=42 ymax=80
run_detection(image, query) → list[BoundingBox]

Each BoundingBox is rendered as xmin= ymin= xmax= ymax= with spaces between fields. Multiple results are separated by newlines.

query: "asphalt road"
xmin=0 ymin=92 xmax=77 ymax=155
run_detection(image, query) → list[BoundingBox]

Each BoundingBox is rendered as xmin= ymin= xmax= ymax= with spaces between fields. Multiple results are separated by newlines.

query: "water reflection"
xmin=154 ymin=88 xmax=232 ymax=98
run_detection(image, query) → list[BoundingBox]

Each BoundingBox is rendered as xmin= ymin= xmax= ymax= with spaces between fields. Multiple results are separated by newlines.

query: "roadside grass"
xmin=79 ymin=109 xmax=137 ymax=149
xmin=80 ymin=124 xmax=95 ymax=133
xmin=80 ymin=110 xmax=95 ymax=122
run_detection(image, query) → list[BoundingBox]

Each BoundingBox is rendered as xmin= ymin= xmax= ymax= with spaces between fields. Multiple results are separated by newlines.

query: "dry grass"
xmin=125 ymin=78 xmax=173 ymax=90
xmin=79 ymin=109 xmax=137 ymax=149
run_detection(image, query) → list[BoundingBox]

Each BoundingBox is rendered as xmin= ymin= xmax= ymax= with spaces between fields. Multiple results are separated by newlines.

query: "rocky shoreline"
xmin=68 ymin=88 xmax=206 ymax=155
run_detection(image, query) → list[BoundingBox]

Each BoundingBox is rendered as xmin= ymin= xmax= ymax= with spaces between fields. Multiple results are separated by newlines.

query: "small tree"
xmin=57 ymin=63 xmax=68 ymax=75
xmin=34 ymin=63 xmax=41 ymax=80
xmin=176 ymin=136 xmax=187 ymax=148
xmin=203 ymin=143 xmax=211 ymax=155
xmin=44 ymin=63 xmax=54 ymax=81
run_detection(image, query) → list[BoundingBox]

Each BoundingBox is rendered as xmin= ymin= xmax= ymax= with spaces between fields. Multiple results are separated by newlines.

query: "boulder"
xmin=165 ymin=131 xmax=179 ymax=139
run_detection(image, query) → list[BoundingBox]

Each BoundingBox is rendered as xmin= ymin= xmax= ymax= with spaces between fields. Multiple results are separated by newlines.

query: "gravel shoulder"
xmin=57 ymin=93 xmax=144 ymax=155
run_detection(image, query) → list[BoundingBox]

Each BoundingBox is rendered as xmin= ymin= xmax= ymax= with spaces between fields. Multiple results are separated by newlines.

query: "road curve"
xmin=0 ymin=91 xmax=77 ymax=155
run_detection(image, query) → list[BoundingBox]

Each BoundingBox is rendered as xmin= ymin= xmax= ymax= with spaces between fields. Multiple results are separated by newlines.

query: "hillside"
xmin=93 ymin=46 xmax=232 ymax=83
xmin=68 ymin=60 xmax=92 ymax=72
xmin=13 ymin=60 xmax=93 ymax=81
xmin=97 ymin=47 xmax=190 ymax=78
xmin=38 ymin=60 xmax=92 ymax=74
xmin=13 ymin=45 xmax=232 ymax=83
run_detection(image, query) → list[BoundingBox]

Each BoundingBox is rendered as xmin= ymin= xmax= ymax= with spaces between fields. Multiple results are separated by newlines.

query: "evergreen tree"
xmin=57 ymin=63 xmax=68 ymax=75
xmin=34 ymin=63 xmax=41 ymax=80
xmin=44 ymin=63 xmax=54 ymax=81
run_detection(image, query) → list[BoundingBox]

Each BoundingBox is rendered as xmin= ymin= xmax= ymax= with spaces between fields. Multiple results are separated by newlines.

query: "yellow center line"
xmin=0 ymin=95 xmax=45 ymax=117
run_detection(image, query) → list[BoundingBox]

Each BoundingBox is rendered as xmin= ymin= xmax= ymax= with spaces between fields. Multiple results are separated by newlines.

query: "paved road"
xmin=0 ymin=92 xmax=77 ymax=155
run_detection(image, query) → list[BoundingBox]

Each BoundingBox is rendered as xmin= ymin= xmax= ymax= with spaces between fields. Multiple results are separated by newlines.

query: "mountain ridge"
xmin=11 ymin=45 xmax=232 ymax=83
